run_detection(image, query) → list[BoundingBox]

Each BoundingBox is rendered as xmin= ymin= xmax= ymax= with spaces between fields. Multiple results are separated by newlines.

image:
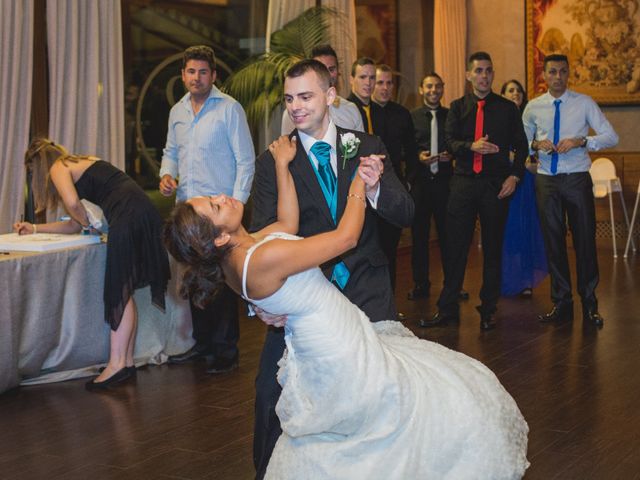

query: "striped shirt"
xmin=160 ymin=85 xmax=255 ymax=202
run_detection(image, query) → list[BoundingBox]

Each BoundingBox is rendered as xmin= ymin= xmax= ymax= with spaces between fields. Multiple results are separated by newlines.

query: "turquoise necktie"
xmin=309 ymin=141 xmax=350 ymax=289
xmin=310 ymin=141 xmax=336 ymax=198
xmin=551 ymin=99 xmax=561 ymax=174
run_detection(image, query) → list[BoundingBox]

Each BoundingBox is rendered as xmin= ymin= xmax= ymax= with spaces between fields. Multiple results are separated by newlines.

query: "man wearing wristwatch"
xmin=426 ymin=51 xmax=528 ymax=331
xmin=523 ymin=54 xmax=618 ymax=327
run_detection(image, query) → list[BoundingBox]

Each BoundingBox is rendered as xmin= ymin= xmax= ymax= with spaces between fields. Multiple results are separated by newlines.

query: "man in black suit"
xmin=408 ymin=72 xmax=453 ymax=303
xmin=347 ymin=57 xmax=387 ymax=138
xmin=371 ymin=64 xmax=417 ymax=293
xmin=250 ymin=59 xmax=414 ymax=479
xmin=426 ymin=52 xmax=527 ymax=331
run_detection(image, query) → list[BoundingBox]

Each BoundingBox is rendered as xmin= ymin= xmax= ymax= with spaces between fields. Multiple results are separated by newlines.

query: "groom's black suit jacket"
xmin=250 ymin=126 xmax=414 ymax=322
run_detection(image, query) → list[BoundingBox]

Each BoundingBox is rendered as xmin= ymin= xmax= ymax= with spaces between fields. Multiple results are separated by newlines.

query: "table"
xmin=0 ymin=241 xmax=193 ymax=393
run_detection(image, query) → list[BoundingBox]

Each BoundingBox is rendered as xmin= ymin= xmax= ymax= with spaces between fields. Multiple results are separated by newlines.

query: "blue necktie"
xmin=551 ymin=99 xmax=562 ymax=174
xmin=309 ymin=141 xmax=350 ymax=289
xmin=310 ymin=141 xmax=336 ymax=198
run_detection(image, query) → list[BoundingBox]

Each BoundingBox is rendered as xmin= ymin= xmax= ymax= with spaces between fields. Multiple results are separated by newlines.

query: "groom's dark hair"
xmin=285 ymin=59 xmax=331 ymax=91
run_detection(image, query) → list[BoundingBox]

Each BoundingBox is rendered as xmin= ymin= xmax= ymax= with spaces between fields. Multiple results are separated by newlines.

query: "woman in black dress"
xmin=14 ymin=138 xmax=170 ymax=390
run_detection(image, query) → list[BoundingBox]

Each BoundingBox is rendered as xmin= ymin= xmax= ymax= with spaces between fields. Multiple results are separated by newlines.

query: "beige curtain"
xmin=322 ymin=0 xmax=357 ymax=97
xmin=0 ymin=0 xmax=33 ymax=233
xmin=47 ymin=0 xmax=125 ymax=170
xmin=434 ymin=0 xmax=467 ymax=106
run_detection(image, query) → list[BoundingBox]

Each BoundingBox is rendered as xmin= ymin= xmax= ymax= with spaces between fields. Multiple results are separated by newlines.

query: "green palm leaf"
xmin=223 ymin=6 xmax=339 ymax=129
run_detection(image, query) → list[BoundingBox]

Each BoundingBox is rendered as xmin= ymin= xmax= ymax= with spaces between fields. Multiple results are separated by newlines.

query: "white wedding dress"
xmin=244 ymin=234 xmax=529 ymax=479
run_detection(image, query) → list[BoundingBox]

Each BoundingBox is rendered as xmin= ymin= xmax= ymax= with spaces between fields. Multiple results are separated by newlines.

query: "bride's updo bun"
xmin=163 ymin=202 xmax=233 ymax=308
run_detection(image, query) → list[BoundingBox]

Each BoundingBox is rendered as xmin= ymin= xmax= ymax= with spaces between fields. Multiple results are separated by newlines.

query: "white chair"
xmin=624 ymin=178 xmax=640 ymax=258
xmin=589 ymin=157 xmax=635 ymax=258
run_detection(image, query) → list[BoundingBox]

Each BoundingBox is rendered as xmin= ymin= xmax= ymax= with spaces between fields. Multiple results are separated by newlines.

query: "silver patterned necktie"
xmin=430 ymin=109 xmax=439 ymax=174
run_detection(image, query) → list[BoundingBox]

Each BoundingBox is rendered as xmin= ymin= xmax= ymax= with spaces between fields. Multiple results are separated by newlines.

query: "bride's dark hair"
xmin=163 ymin=202 xmax=233 ymax=308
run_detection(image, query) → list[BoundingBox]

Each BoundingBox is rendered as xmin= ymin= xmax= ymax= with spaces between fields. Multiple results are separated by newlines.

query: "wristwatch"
xmin=579 ymin=136 xmax=588 ymax=148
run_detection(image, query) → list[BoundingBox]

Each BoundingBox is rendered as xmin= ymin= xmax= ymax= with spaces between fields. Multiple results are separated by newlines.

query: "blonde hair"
xmin=25 ymin=138 xmax=87 ymax=213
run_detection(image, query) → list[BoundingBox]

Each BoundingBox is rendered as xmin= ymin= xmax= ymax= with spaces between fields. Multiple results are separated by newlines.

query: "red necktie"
xmin=473 ymin=100 xmax=485 ymax=174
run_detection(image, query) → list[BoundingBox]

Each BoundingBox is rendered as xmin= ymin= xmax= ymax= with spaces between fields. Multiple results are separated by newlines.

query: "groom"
xmin=250 ymin=59 xmax=414 ymax=478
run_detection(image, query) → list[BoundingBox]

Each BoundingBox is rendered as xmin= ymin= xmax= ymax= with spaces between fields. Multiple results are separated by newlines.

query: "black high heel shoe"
xmin=85 ymin=367 xmax=132 ymax=391
xmin=98 ymin=365 xmax=136 ymax=375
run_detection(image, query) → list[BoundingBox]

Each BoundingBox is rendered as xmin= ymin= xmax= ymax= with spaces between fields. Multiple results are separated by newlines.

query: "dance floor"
xmin=1 ymin=242 xmax=639 ymax=479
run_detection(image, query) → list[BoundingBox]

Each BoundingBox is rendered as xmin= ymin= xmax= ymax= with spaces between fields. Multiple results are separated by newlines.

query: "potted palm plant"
xmin=223 ymin=6 xmax=339 ymax=130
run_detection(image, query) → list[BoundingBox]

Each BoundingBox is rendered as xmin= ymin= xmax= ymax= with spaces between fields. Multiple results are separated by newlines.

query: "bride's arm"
xmin=257 ymin=136 xmax=299 ymax=237
xmin=249 ymin=161 xmax=369 ymax=291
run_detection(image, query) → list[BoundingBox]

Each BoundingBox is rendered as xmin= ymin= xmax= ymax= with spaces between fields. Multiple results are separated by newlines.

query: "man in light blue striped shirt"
xmin=523 ymin=54 xmax=618 ymax=328
xmin=160 ymin=45 xmax=255 ymax=373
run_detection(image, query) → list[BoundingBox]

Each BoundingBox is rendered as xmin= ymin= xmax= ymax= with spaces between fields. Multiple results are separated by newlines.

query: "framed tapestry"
xmin=526 ymin=0 xmax=640 ymax=104
xmin=355 ymin=0 xmax=397 ymax=69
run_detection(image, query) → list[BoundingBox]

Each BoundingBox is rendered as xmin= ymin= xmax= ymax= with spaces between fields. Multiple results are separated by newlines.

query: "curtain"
xmin=434 ymin=0 xmax=467 ymax=107
xmin=47 ymin=0 xmax=124 ymax=170
xmin=0 ymin=0 xmax=34 ymax=233
xmin=322 ymin=0 xmax=357 ymax=97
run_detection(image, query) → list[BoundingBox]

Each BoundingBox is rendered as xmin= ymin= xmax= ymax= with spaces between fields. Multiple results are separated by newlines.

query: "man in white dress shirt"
xmin=159 ymin=45 xmax=255 ymax=373
xmin=523 ymin=53 xmax=618 ymax=327
xmin=280 ymin=44 xmax=364 ymax=134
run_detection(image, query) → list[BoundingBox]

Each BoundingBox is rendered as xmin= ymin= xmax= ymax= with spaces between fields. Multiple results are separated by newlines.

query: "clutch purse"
xmin=81 ymin=199 xmax=109 ymax=233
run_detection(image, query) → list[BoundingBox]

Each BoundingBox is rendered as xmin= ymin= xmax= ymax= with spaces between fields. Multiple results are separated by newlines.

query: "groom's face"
xmin=284 ymin=70 xmax=335 ymax=139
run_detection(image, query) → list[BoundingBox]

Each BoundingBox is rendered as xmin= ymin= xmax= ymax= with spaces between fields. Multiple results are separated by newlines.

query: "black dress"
xmin=74 ymin=161 xmax=170 ymax=330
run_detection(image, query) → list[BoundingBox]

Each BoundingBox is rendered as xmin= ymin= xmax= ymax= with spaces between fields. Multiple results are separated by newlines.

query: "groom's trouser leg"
xmin=253 ymin=327 xmax=286 ymax=479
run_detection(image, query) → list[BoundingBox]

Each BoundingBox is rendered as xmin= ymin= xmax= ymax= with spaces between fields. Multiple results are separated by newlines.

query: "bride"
xmin=163 ymin=136 xmax=529 ymax=479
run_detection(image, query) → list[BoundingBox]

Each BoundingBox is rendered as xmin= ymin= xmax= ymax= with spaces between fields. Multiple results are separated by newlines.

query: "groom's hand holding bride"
xmin=254 ymin=305 xmax=288 ymax=328
xmin=358 ymin=154 xmax=385 ymax=202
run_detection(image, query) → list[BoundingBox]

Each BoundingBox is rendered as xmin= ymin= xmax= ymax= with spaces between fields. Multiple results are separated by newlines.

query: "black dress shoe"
xmin=583 ymin=309 xmax=604 ymax=327
xmin=476 ymin=306 xmax=496 ymax=331
xmin=458 ymin=289 xmax=470 ymax=300
xmin=168 ymin=344 xmax=211 ymax=364
xmin=407 ymin=284 xmax=430 ymax=300
xmin=538 ymin=303 xmax=574 ymax=323
xmin=206 ymin=353 xmax=239 ymax=374
xmin=479 ymin=314 xmax=497 ymax=331
xmin=419 ymin=311 xmax=458 ymax=328
xmin=85 ymin=367 xmax=132 ymax=391
xmin=519 ymin=288 xmax=533 ymax=297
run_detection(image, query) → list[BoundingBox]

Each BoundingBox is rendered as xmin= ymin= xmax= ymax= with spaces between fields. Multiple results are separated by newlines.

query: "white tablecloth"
xmin=0 ymin=242 xmax=193 ymax=393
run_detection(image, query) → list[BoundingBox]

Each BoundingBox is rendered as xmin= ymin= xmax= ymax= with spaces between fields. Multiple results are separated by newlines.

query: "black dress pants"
xmin=253 ymin=327 xmax=285 ymax=480
xmin=437 ymin=175 xmax=510 ymax=315
xmin=535 ymin=172 xmax=599 ymax=308
xmin=189 ymin=283 xmax=239 ymax=360
xmin=377 ymin=218 xmax=402 ymax=291
xmin=410 ymin=175 xmax=450 ymax=288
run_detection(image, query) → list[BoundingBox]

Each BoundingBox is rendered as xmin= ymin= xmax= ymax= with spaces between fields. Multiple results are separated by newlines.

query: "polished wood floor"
xmin=2 ymin=241 xmax=639 ymax=480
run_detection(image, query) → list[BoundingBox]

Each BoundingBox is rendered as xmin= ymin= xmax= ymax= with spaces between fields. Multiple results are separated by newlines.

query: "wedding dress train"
xmin=244 ymin=233 xmax=529 ymax=479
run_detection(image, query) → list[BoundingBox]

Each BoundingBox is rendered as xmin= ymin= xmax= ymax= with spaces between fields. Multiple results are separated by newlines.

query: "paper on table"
xmin=0 ymin=233 xmax=101 ymax=252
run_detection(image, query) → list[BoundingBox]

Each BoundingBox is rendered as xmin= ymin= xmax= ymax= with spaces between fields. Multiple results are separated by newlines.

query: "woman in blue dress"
xmin=500 ymin=80 xmax=548 ymax=296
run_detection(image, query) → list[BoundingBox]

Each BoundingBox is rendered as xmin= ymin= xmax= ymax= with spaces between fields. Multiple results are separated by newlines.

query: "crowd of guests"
xmin=13 ymin=42 xmax=618 ymax=478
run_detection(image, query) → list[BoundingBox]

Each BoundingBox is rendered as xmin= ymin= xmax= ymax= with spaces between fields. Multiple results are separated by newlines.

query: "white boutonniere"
xmin=340 ymin=132 xmax=361 ymax=170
